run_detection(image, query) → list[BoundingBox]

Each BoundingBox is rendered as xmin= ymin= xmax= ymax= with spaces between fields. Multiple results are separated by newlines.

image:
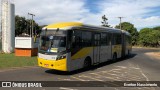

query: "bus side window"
xmin=112 ymin=33 xmax=115 ymax=45
xmin=126 ymin=35 xmax=131 ymax=45
xmin=116 ymin=34 xmax=122 ymax=44
xmin=108 ymin=33 xmax=111 ymax=45
xmin=101 ymin=33 xmax=107 ymax=46
xmin=67 ymin=30 xmax=72 ymax=49
xmin=72 ymin=31 xmax=81 ymax=48
xmin=82 ymin=31 xmax=92 ymax=47
xmin=112 ymin=33 xmax=122 ymax=45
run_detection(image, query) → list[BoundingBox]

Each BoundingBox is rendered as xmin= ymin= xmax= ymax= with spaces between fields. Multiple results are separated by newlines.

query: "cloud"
xmin=1 ymin=0 xmax=160 ymax=30
xmin=99 ymin=0 xmax=160 ymax=29
xmin=15 ymin=0 xmax=89 ymax=25
xmin=129 ymin=16 xmax=160 ymax=28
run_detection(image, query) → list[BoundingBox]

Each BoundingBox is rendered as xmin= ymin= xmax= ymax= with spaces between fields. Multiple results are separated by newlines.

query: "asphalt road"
xmin=0 ymin=47 xmax=160 ymax=90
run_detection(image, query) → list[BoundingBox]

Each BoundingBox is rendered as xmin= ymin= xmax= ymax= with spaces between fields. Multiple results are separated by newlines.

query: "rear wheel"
xmin=112 ymin=53 xmax=117 ymax=61
xmin=83 ymin=57 xmax=91 ymax=68
xmin=127 ymin=50 xmax=131 ymax=57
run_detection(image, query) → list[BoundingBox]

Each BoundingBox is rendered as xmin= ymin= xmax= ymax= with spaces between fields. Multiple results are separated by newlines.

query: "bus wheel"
xmin=112 ymin=53 xmax=117 ymax=61
xmin=83 ymin=57 xmax=91 ymax=68
xmin=128 ymin=50 xmax=131 ymax=56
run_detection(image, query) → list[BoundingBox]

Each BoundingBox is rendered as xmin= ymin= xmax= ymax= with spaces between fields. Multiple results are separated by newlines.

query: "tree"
xmin=101 ymin=15 xmax=110 ymax=27
xmin=138 ymin=28 xmax=160 ymax=47
xmin=35 ymin=25 xmax=47 ymax=36
xmin=153 ymin=26 xmax=160 ymax=31
xmin=26 ymin=19 xmax=41 ymax=36
xmin=15 ymin=15 xmax=27 ymax=36
xmin=15 ymin=15 xmax=40 ymax=36
xmin=115 ymin=22 xmax=139 ymax=45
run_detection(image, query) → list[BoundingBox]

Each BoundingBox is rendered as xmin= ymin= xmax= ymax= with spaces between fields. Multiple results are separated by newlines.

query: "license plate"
xmin=44 ymin=64 xmax=49 ymax=67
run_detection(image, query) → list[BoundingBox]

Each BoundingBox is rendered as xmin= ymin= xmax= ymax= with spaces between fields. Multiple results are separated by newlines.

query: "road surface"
xmin=0 ymin=47 xmax=160 ymax=90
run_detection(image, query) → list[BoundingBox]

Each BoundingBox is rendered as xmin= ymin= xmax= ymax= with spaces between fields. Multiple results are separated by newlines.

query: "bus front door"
xmin=93 ymin=33 xmax=100 ymax=64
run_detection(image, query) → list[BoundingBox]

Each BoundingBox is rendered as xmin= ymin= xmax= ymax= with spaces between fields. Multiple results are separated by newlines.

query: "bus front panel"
xmin=38 ymin=54 xmax=67 ymax=71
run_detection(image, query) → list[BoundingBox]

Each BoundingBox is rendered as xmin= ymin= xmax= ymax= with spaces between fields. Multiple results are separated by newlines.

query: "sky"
xmin=1 ymin=0 xmax=160 ymax=30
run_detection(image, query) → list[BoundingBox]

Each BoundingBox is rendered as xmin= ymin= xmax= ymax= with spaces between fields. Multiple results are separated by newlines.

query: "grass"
xmin=0 ymin=53 xmax=37 ymax=69
xmin=0 ymin=41 xmax=2 ymax=51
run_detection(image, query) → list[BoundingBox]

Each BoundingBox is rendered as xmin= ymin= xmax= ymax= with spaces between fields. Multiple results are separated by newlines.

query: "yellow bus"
xmin=38 ymin=22 xmax=132 ymax=71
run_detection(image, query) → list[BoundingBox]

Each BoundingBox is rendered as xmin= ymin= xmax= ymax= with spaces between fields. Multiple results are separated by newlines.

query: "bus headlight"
xmin=56 ymin=54 xmax=66 ymax=60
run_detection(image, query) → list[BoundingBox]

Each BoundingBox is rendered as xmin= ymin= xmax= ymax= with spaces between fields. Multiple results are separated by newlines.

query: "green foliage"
xmin=15 ymin=15 xmax=27 ymax=36
xmin=153 ymin=26 xmax=160 ymax=30
xmin=101 ymin=15 xmax=110 ymax=27
xmin=115 ymin=22 xmax=139 ymax=45
xmin=0 ymin=40 xmax=2 ymax=51
xmin=138 ymin=28 xmax=160 ymax=47
xmin=15 ymin=15 xmax=41 ymax=36
xmin=0 ymin=53 xmax=37 ymax=69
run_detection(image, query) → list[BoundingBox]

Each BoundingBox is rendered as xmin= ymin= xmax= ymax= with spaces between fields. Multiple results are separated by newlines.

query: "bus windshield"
xmin=51 ymin=36 xmax=66 ymax=48
xmin=39 ymin=35 xmax=66 ymax=53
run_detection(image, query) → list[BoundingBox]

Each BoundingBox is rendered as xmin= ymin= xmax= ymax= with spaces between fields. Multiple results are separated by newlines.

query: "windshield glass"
xmin=51 ymin=36 xmax=66 ymax=48
xmin=40 ymin=36 xmax=50 ymax=51
xmin=39 ymin=35 xmax=66 ymax=53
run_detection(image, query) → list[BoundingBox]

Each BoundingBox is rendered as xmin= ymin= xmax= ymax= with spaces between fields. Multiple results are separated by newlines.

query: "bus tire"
xmin=128 ymin=50 xmax=131 ymax=56
xmin=128 ymin=50 xmax=130 ymax=55
xmin=83 ymin=57 xmax=91 ymax=68
xmin=112 ymin=53 xmax=117 ymax=61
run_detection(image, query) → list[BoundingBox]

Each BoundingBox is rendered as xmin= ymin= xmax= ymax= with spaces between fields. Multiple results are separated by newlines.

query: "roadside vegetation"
xmin=101 ymin=15 xmax=160 ymax=48
xmin=0 ymin=41 xmax=2 ymax=51
xmin=0 ymin=53 xmax=37 ymax=69
xmin=15 ymin=15 xmax=45 ymax=37
xmin=115 ymin=22 xmax=160 ymax=48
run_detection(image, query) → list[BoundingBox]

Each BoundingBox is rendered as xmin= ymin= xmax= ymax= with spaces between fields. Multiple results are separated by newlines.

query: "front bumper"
xmin=38 ymin=57 xmax=67 ymax=71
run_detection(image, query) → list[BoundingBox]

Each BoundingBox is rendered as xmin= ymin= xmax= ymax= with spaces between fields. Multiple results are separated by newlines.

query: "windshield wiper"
xmin=50 ymin=28 xmax=60 ymax=48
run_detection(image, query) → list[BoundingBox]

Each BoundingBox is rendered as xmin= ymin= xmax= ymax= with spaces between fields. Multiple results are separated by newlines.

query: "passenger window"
xmin=101 ymin=33 xmax=108 ymax=46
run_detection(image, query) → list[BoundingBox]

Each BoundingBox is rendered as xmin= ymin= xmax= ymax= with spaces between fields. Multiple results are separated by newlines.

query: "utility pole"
xmin=28 ymin=13 xmax=35 ymax=37
xmin=117 ymin=17 xmax=124 ymax=30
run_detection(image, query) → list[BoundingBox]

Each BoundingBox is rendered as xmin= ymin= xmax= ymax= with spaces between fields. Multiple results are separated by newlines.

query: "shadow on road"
xmin=45 ymin=53 xmax=137 ymax=75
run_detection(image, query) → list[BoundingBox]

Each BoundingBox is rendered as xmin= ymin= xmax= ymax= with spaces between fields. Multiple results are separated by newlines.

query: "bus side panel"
xmin=112 ymin=45 xmax=122 ymax=58
xmin=99 ymin=33 xmax=112 ymax=62
xmin=69 ymin=47 xmax=94 ymax=71
xmin=121 ymin=33 xmax=126 ymax=58
xmin=111 ymin=33 xmax=122 ymax=59
xmin=100 ymin=46 xmax=111 ymax=62
xmin=66 ymin=52 xmax=71 ymax=71
xmin=125 ymin=35 xmax=132 ymax=55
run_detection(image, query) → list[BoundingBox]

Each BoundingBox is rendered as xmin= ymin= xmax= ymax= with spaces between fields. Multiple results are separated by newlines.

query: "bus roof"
xmin=43 ymin=22 xmax=130 ymax=35
xmin=43 ymin=22 xmax=121 ymax=32
xmin=44 ymin=22 xmax=83 ymax=30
